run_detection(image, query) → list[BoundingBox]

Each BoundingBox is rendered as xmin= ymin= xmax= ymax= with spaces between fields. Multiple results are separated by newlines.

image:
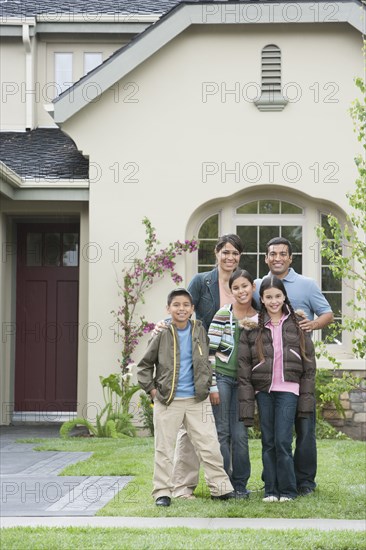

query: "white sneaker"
xmin=262 ymin=495 xmax=279 ymax=502
xmin=279 ymin=497 xmax=292 ymax=502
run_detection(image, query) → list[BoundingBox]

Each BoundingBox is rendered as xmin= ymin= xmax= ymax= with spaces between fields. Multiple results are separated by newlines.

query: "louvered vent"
xmin=261 ymin=45 xmax=281 ymax=94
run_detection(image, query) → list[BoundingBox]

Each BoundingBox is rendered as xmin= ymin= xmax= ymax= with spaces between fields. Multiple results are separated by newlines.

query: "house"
xmin=1 ymin=0 xmax=365 ymax=438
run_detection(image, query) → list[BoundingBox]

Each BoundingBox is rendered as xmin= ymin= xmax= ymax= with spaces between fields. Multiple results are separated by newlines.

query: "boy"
xmin=137 ymin=288 xmax=235 ymax=506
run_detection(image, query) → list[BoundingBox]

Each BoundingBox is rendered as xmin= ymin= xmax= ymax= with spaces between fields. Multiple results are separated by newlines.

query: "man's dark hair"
xmin=266 ymin=237 xmax=292 ymax=256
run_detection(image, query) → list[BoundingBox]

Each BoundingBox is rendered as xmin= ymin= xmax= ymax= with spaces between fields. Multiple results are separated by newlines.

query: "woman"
xmin=208 ymin=269 xmax=257 ymax=497
xmin=237 ymin=276 xmax=316 ymax=502
xmin=172 ymin=234 xmax=245 ymax=499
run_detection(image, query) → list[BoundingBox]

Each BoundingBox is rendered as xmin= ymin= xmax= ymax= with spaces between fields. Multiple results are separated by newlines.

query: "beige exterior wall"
xmin=0 ymin=41 xmax=27 ymax=130
xmin=59 ymin=23 xmax=364 ymax=408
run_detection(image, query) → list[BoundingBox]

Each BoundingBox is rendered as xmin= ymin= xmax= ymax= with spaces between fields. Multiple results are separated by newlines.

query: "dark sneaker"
xmin=211 ymin=491 xmax=236 ymax=501
xmin=298 ymin=487 xmax=315 ymax=496
xmin=155 ymin=496 xmax=171 ymax=507
xmin=235 ymin=490 xmax=250 ymax=499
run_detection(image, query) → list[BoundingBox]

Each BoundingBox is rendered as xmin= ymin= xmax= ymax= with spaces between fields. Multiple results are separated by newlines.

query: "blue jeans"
xmin=294 ymin=407 xmax=317 ymax=490
xmin=212 ymin=373 xmax=250 ymax=493
xmin=256 ymin=391 xmax=298 ymax=499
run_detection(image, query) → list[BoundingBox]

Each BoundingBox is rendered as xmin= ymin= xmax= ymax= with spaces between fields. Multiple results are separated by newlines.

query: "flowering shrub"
xmin=113 ymin=217 xmax=198 ymax=375
xmin=110 ymin=217 xmax=198 ymax=432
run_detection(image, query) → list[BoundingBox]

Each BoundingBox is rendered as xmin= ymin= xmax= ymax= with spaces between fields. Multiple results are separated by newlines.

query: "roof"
xmin=0 ymin=129 xmax=89 ymax=180
xmin=0 ymin=0 xmax=182 ymax=18
xmin=51 ymin=0 xmax=366 ymax=124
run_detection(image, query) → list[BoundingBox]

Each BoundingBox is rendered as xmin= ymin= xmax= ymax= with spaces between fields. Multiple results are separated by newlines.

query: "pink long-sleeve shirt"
xmin=268 ymin=314 xmax=300 ymax=395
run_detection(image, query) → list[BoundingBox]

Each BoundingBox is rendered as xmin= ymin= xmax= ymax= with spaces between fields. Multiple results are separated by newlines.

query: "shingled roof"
xmin=0 ymin=0 xmax=180 ymax=17
xmin=0 ymin=129 xmax=89 ymax=180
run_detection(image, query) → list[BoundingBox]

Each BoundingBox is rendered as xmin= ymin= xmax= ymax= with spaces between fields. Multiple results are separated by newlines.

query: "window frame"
xmin=187 ymin=190 xmax=351 ymax=355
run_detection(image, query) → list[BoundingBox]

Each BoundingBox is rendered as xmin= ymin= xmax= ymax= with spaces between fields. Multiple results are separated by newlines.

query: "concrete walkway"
xmin=0 ymin=425 xmax=365 ymax=532
xmin=0 ymin=425 xmax=131 ymax=517
xmin=1 ymin=516 xmax=365 ymax=531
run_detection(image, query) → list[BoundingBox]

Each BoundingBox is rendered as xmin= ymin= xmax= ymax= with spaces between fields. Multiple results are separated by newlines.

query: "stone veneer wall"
xmin=322 ymin=370 xmax=366 ymax=441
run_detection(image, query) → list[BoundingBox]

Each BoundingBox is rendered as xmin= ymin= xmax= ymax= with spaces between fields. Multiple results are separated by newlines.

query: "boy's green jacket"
xmin=137 ymin=320 xmax=212 ymax=406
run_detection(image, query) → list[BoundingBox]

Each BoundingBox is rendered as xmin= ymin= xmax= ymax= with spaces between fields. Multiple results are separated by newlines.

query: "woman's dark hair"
xmin=215 ymin=234 xmax=244 ymax=255
xmin=229 ymin=269 xmax=254 ymax=289
xmin=256 ymin=275 xmax=309 ymax=361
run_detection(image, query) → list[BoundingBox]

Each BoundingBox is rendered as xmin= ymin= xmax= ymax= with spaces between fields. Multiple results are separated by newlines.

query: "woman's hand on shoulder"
xmin=152 ymin=320 xmax=169 ymax=336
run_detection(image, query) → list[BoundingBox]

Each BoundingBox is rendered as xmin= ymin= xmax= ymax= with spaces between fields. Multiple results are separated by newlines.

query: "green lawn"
xmin=1 ymin=527 xmax=365 ymax=550
xmin=20 ymin=436 xmax=366 ymax=520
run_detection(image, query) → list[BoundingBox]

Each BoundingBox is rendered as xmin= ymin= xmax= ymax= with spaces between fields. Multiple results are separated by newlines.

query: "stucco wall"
xmin=58 ymin=23 xmax=364 ymax=410
xmin=0 ymin=41 xmax=27 ymax=130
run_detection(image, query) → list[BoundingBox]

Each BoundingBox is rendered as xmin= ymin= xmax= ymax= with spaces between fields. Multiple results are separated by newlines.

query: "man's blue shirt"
xmin=253 ymin=268 xmax=332 ymax=320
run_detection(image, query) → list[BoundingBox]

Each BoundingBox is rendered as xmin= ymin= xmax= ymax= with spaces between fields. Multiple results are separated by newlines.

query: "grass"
xmin=1 ymin=527 xmax=366 ymax=550
xmin=18 ymin=436 xmax=366 ymax=520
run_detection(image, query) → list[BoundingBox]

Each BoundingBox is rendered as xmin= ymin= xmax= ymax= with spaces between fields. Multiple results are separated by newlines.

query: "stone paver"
xmin=0 ymin=425 xmax=132 ymax=517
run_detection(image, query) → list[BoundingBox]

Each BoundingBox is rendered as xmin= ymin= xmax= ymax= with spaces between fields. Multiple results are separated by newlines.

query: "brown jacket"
xmin=137 ymin=320 xmax=212 ymax=406
xmin=238 ymin=311 xmax=316 ymax=426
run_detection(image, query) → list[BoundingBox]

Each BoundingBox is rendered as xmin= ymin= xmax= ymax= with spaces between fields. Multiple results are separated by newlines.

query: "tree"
xmin=314 ymin=76 xmax=365 ymax=420
xmin=316 ymin=76 xmax=366 ymax=359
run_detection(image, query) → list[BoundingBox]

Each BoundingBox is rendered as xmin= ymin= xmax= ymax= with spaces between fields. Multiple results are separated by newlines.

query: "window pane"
xmin=259 ymin=255 xmax=268 ymax=278
xmin=26 ymin=233 xmax=42 ymax=266
xmin=322 ymin=267 xmax=341 ymax=291
xmin=291 ymin=255 xmax=302 ymax=274
xmin=281 ymin=201 xmax=303 ymax=214
xmin=84 ymin=52 xmax=103 ymax=75
xmin=322 ymin=321 xmax=342 ymax=344
xmin=198 ymin=214 xmax=218 ymax=238
xmin=44 ymin=233 xmax=61 ymax=266
xmin=259 ymin=200 xmax=279 ymax=214
xmin=236 ymin=201 xmax=258 ymax=214
xmin=63 ymin=233 xmax=79 ymax=266
xmin=198 ymin=241 xmax=216 ymax=266
xmin=54 ymin=53 xmax=73 ymax=95
xmin=282 ymin=226 xmax=302 ymax=253
xmin=259 ymin=226 xmax=279 ymax=251
xmin=324 ymin=293 xmax=342 ymax=317
xmin=236 ymin=226 xmax=257 ymax=253
xmin=240 ymin=254 xmax=257 ymax=278
xmin=321 ymin=214 xmax=334 ymax=239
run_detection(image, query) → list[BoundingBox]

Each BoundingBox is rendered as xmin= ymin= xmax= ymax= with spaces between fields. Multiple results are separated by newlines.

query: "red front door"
xmin=15 ymin=223 xmax=79 ymax=412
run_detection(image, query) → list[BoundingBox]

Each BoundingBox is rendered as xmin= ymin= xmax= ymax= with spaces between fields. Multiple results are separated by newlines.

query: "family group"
xmin=137 ymin=235 xmax=333 ymax=507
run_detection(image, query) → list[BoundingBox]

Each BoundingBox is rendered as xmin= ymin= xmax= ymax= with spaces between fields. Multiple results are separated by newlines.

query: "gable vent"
xmin=261 ymin=45 xmax=281 ymax=94
xmin=254 ymin=44 xmax=288 ymax=112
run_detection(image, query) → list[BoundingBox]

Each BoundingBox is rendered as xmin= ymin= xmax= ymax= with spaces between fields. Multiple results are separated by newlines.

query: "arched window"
xmin=192 ymin=192 xmax=344 ymax=345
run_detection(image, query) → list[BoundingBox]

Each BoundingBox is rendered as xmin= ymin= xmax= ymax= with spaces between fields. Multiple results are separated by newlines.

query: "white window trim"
xmin=186 ymin=187 xmax=352 ymax=358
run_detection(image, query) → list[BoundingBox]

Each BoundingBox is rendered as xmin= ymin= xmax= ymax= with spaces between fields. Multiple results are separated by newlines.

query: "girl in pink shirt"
xmin=238 ymin=276 xmax=316 ymax=502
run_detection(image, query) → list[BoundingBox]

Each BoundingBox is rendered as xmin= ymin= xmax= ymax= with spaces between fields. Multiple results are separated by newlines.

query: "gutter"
xmin=22 ymin=23 xmax=35 ymax=130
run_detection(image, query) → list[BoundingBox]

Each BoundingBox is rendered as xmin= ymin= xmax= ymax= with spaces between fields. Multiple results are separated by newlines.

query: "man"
xmin=253 ymin=237 xmax=334 ymax=495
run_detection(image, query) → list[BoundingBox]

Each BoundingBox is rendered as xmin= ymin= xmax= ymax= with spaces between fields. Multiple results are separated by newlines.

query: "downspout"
xmin=22 ymin=23 xmax=33 ymax=130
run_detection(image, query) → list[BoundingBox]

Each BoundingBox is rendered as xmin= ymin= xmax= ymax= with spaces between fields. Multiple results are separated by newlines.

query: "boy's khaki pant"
xmin=172 ymin=428 xmax=200 ymax=497
xmin=153 ymin=397 xmax=233 ymax=500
